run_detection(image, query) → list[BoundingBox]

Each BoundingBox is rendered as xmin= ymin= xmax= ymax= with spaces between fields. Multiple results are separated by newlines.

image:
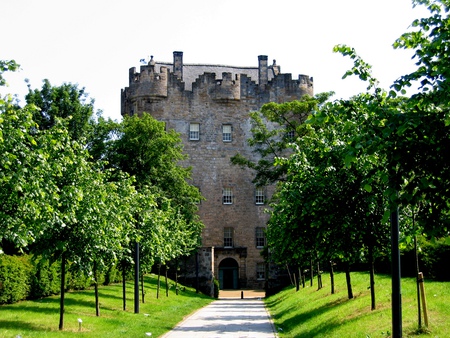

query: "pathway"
xmin=160 ymin=290 xmax=277 ymax=338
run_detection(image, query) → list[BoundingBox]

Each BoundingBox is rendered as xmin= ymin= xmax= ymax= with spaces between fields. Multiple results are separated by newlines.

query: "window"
xmin=256 ymin=227 xmax=266 ymax=248
xmin=222 ymin=124 xmax=232 ymax=142
xmin=189 ymin=123 xmax=199 ymax=140
xmin=223 ymin=188 xmax=233 ymax=204
xmin=255 ymin=187 xmax=265 ymax=205
xmin=224 ymin=227 xmax=234 ymax=247
xmin=286 ymin=129 xmax=295 ymax=140
xmin=256 ymin=263 xmax=266 ymax=280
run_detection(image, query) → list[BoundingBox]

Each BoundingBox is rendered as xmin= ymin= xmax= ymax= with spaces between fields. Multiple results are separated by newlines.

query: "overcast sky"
xmin=2 ymin=0 xmax=430 ymax=121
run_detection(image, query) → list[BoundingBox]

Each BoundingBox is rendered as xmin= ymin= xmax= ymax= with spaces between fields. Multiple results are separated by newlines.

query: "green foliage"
xmin=0 ymin=254 xmax=125 ymax=304
xmin=419 ymin=239 xmax=450 ymax=280
xmin=231 ymin=93 xmax=333 ymax=186
xmin=25 ymin=79 xmax=96 ymax=141
xmin=0 ymin=60 xmax=20 ymax=87
xmin=0 ymin=254 xmax=32 ymax=303
xmin=213 ymin=278 xmax=220 ymax=298
xmin=29 ymin=258 xmax=60 ymax=298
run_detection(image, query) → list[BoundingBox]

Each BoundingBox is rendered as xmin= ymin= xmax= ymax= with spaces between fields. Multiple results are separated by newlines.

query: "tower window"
xmin=255 ymin=187 xmax=265 ymax=205
xmin=189 ymin=123 xmax=200 ymax=140
xmin=223 ymin=188 xmax=233 ymax=204
xmin=256 ymin=227 xmax=266 ymax=248
xmin=224 ymin=227 xmax=234 ymax=247
xmin=223 ymin=124 xmax=232 ymax=142
xmin=256 ymin=262 xmax=266 ymax=280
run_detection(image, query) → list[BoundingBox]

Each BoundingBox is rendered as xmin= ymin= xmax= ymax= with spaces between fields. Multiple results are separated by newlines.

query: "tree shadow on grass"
xmin=275 ymin=296 xmax=350 ymax=337
xmin=0 ymin=319 xmax=50 ymax=333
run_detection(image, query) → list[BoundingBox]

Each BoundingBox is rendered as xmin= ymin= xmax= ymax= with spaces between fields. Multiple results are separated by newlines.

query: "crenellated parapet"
xmin=121 ymin=51 xmax=314 ymax=116
xmin=191 ymin=72 xmax=241 ymax=102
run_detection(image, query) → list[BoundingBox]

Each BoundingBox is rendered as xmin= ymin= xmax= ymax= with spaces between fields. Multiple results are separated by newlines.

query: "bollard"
xmin=241 ymin=291 xmax=244 ymax=299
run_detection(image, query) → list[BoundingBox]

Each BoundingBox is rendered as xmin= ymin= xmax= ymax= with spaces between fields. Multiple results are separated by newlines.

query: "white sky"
xmin=2 ymin=0 xmax=430 ymax=121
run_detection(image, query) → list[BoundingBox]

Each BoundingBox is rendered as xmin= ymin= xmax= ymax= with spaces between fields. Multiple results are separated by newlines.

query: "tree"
xmin=0 ymin=61 xmax=57 ymax=253
xmin=25 ymin=80 xmax=96 ymax=141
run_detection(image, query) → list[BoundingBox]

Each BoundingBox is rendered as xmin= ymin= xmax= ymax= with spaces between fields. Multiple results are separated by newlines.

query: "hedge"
xmin=0 ymin=254 xmax=123 ymax=305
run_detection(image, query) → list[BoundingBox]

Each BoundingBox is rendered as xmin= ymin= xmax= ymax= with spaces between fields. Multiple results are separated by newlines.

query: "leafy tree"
xmin=0 ymin=61 xmax=57 ymax=253
xmin=25 ymin=80 xmax=96 ymax=141
xmin=231 ymin=93 xmax=333 ymax=186
xmin=109 ymin=113 xmax=204 ymax=255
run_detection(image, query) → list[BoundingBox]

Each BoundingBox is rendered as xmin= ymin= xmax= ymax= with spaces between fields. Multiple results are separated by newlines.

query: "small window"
xmin=223 ymin=124 xmax=232 ymax=142
xmin=256 ymin=227 xmax=266 ymax=248
xmin=223 ymin=188 xmax=233 ymax=205
xmin=255 ymin=187 xmax=265 ymax=205
xmin=286 ymin=129 xmax=295 ymax=140
xmin=256 ymin=262 xmax=265 ymax=280
xmin=189 ymin=123 xmax=200 ymax=140
xmin=224 ymin=227 xmax=234 ymax=247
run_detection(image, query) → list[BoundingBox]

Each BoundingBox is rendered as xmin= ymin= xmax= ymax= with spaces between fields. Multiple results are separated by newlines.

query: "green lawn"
xmin=0 ymin=274 xmax=213 ymax=337
xmin=265 ymin=271 xmax=450 ymax=337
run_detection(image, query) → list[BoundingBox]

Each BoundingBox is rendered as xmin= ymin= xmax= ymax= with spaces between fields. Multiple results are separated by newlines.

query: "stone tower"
xmin=121 ymin=52 xmax=313 ymax=293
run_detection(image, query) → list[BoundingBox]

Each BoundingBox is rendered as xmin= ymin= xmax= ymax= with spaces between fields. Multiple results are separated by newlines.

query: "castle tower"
xmin=121 ymin=52 xmax=313 ymax=295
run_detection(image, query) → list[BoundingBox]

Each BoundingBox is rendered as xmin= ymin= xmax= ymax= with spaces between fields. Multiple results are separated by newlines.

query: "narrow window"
xmin=223 ymin=124 xmax=232 ymax=142
xmin=256 ymin=227 xmax=266 ymax=248
xmin=255 ymin=187 xmax=265 ymax=205
xmin=189 ymin=123 xmax=200 ymax=141
xmin=256 ymin=262 xmax=266 ymax=280
xmin=286 ymin=129 xmax=295 ymax=140
xmin=224 ymin=227 xmax=234 ymax=247
xmin=223 ymin=188 xmax=233 ymax=205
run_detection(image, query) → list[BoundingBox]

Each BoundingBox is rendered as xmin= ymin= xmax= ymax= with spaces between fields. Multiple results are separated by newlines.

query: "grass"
xmin=0 ymin=274 xmax=214 ymax=337
xmin=265 ymin=271 xmax=450 ymax=337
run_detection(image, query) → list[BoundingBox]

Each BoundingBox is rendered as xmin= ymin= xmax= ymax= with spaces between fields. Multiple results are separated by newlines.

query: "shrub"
xmin=0 ymin=254 xmax=32 ymax=304
xmin=29 ymin=258 xmax=60 ymax=299
xmin=213 ymin=278 xmax=219 ymax=299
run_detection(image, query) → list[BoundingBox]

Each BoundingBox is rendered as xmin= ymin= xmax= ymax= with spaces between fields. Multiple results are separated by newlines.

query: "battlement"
xmin=121 ymin=51 xmax=313 ymax=116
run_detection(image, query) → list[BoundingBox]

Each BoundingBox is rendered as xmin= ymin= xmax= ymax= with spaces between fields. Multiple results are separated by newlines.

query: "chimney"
xmin=258 ymin=55 xmax=268 ymax=86
xmin=173 ymin=51 xmax=183 ymax=80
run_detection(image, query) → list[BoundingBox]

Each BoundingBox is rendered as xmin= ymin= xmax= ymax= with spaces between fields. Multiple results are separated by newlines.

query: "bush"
xmin=29 ymin=258 xmax=60 ymax=299
xmin=66 ymin=265 xmax=94 ymax=290
xmin=213 ymin=278 xmax=219 ymax=299
xmin=420 ymin=240 xmax=450 ymax=281
xmin=0 ymin=255 xmax=32 ymax=304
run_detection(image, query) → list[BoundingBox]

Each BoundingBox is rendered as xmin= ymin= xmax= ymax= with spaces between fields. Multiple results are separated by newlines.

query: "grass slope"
xmin=265 ymin=271 xmax=450 ymax=338
xmin=0 ymin=274 xmax=213 ymax=337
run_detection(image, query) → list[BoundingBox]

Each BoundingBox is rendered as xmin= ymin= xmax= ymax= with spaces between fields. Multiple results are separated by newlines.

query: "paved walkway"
xmin=160 ymin=290 xmax=277 ymax=338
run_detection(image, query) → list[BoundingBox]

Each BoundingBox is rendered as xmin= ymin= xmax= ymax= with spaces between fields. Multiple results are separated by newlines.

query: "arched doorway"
xmin=218 ymin=258 xmax=239 ymax=289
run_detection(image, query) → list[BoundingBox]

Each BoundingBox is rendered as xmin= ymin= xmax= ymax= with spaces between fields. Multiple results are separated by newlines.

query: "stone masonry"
xmin=121 ymin=52 xmax=313 ymax=293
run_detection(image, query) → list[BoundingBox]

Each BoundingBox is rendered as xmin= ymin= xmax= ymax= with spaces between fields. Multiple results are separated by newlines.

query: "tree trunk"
xmin=165 ymin=266 xmax=169 ymax=297
xmin=369 ymin=245 xmax=376 ymax=310
xmin=286 ymin=264 xmax=293 ymax=286
xmin=94 ymin=261 xmax=100 ymax=316
xmin=122 ymin=262 xmax=126 ymax=311
xmin=310 ymin=258 xmax=314 ymax=287
xmin=175 ymin=260 xmax=179 ymax=296
xmin=59 ymin=252 xmax=66 ymax=330
xmin=330 ymin=261 xmax=335 ymax=294
xmin=141 ymin=270 xmax=145 ymax=303
xmin=317 ymin=261 xmax=322 ymax=290
xmin=157 ymin=264 xmax=161 ymax=299
xmin=414 ymin=235 xmax=422 ymax=328
xmin=345 ymin=262 xmax=353 ymax=299
xmin=297 ymin=267 xmax=302 ymax=292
